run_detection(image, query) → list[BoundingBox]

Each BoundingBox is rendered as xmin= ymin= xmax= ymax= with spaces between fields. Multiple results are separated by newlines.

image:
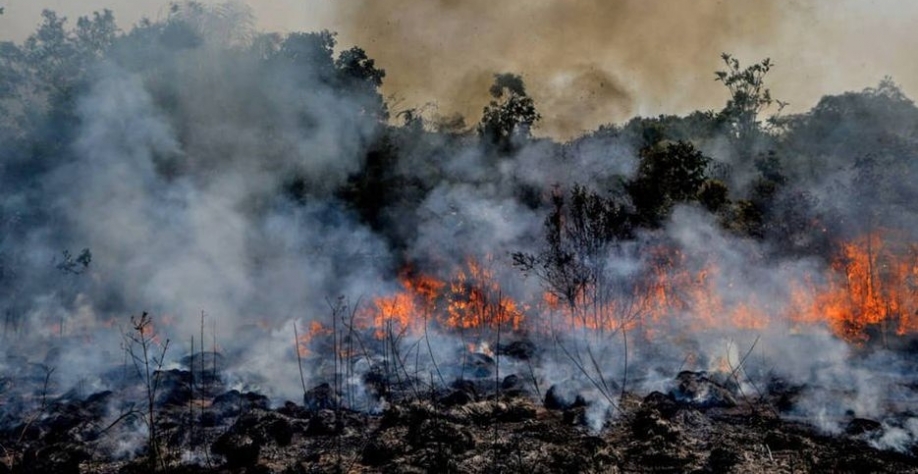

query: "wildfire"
xmin=659 ymin=231 xmax=918 ymax=343
xmin=296 ymin=320 xmax=333 ymax=357
xmin=295 ymin=232 xmax=918 ymax=353
xmin=445 ymin=258 xmax=525 ymax=331
xmin=794 ymin=232 xmax=918 ymax=343
xmin=539 ymin=232 xmax=918 ymax=344
xmin=296 ymin=258 xmax=525 ymax=353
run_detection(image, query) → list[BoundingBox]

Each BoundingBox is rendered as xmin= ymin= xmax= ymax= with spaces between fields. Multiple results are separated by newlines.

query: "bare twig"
xmin=125 ymin=312 xmax=170 ymax=472
xmin=620 ymin=324 xmax=628 ymax=402
xmin=725 ymin=336 xmax=778 ymax=417
xmin=553 ymin=333 xmax=623 ymax=417
xmin=293 ymin=322 xmax=308 ymax=396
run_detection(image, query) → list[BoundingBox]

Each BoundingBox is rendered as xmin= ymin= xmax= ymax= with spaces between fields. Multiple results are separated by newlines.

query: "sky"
xmin=2 ymin=0 xmax=918 ymax=138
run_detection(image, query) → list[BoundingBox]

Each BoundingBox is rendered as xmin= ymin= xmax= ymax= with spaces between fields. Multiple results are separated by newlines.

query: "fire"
xmin=296 ymin=320 xmax=332 ymax=357
xmin=355 ymin=257 xmax=527 ymax=336
xmin=643 ymin=232 xmax=918 ymax=342
xmin=357 ymin=268 xmax=444 ymax=338
xmin=298 ymin=258 xmax=527 ymax=354
xmin=794 ymin=232 xmax=918 ymax=343
xmin=445 ymin=257 xmax=525 ymax=331
xmin=534 ymin=248 xmax=770 ymax=338
xmin=297 ymin=231 xmax=918 ymax=352
xmin=532 ymin=232 xmax=918 ymax=344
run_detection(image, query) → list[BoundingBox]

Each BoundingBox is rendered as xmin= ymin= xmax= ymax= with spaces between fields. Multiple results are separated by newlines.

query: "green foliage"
xmin=335 ymin=46 xmax=388 ymax=119
xmin=336 ymin=47 xmax=385 ymax=89
xmin=781 ymin=78 xmax=918 ymax=182
xmin=764 ymin=190 xmax=831 ymax=257
xmin=0 ymin=9 xmax=120 ymax=171
xmin=697 ymin=179 xmax=730 ymax=214
xmin=479 ymin=73 xmax=541 ymax=152
xmin=0 ymin=42 xmax=25 ymax=101
xmin=626 ymin=141 xmax=711 ymax=227
xmin=336 ymin=129 xmax=402 ymax=228
xmin=276 ymin=30 xmax=338 ymax=83
xmin=715 ymin=53 xmax=775 ymax=142
xmin=725 ymin=199 xmax=765 ymax=238
xmin=715 ymin=151 xmax=788 ymax=239
xmin=621 ymin=112 xmax=722 ymax=149
xmin=24 ymin=10 xmax=76 ymax=86
xmin=75 ymin=10 xmax=117 ymax=58
xmin=19 ymin=9 xmax=116 ymax=83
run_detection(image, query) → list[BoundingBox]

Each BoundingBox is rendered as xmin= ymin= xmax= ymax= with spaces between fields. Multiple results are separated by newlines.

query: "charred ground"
xmin=4 ymin=341 xmax=918 ymax=473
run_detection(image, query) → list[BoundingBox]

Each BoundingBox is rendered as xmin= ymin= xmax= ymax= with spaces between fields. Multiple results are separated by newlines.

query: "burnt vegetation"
xmin=4 ymin=2 xmax=918 ymax=473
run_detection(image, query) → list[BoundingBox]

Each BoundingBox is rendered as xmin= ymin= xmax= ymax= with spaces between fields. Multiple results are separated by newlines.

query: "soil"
xmin=2 ymin=368 xmax=917 ymax=473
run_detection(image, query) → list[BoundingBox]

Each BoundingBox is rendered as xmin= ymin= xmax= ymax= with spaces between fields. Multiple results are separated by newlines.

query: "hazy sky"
xmin=3 ymin=0 xmax=918 ymax=138
xmin=0 ymin=0 xmax=335 ymax=39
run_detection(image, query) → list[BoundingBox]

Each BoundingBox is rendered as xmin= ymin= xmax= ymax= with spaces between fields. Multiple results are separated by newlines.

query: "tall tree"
xmin=715 ymin=53 xmax=776 ymax=144
xmin=478 ymin=73 xmax=540 ymax=152
xmin=626 ymin=141 xmax=711 ymax=227
xmin=335 ymin=46 xmax=388 ymax=120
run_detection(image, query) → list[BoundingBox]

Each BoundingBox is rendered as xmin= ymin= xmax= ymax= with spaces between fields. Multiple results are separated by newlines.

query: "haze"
xmin=3 ymin=0 xmax=918 ymax=138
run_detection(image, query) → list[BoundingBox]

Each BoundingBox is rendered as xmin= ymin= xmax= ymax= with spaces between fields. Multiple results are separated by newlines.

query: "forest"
xmin=3 ymin=3 xmax=918 ymax=472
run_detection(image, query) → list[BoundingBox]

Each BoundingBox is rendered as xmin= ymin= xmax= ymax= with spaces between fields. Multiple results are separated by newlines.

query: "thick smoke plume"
xmin=338 ymin=0 xmax=782 ymax=138
xmin=1 ymin=4 xmax=391 ymax=401
xmin=7 ymin=2 xmax=918 ymax=139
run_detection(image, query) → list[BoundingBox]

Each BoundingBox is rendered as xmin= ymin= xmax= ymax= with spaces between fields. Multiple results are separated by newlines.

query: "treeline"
xmin=2 ymin=3 xmax=918 ymax=329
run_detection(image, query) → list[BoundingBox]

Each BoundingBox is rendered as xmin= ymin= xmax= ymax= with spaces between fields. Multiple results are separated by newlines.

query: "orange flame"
xmin=296 ymin=320 xmax=333 ymax=357
xmin=297 ymin=231 xmax=918 ymax=350
xmin=445 ymin=257 xmax=525 ymax=331
xmin=794 ymin=232 xmax=918 ymax=343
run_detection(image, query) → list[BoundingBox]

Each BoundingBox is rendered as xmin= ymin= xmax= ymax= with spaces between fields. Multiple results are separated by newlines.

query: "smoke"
xmin=332 ymin=0 xmax=918 ymax=140
xmin=334 ymin=0 xmax=784 ymax=138
xmin=0 ymin=1 xmax=337 ymax=42
xmin=7 ymin=2 xmax=918 ymax=140
xmin=0 ymin=5 xmax=394 ymax=404
xmin=61 ymin=51 xmax=384 ymax=340
xmin=3 ymin=2 xmax=918 ymax=459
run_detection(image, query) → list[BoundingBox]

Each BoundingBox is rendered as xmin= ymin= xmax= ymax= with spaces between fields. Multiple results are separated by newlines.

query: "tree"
xmin=24 ymin=10 xmax=76 ymax=87
xmin=715 ymin=53 xmax=776 ymax=143
xmin=626 ymin=141 xmax=711 ymax=227
xmin=74 ymin=10 xmax=117 ymax=58
xmin=478 ymin=73 xmax=540 ymax=152
xmin=782 ymin=77 xmax=918 ymax=177
xmin=335 ymin=46 xmax=388 ymax=120
xmin=336 ymin=46 xmax=385 ymax=89
xmin=513 ymin=185 xmax=631 ymax=309
xmin=697 ymin=179 xmax=730 ymax=214
xmin=125 ymin=312 xmax=170 ymax=471
xmin=276 ymin=30 xmax=338 ymax=84
xmin=620 ymin=111 xmax=722 ymax=149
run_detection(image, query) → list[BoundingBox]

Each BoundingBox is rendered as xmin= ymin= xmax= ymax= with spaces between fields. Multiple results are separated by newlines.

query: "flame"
xmin=445 ymin=257 xmax=525 ymax=331
xmin=296 ymin=320 xmax=333 ymax=357
xmin=297 ymin=231 xmax=918 ymax=351
xmin=357 ymin=268 xmax=445 ymax=338
xmin=299 ymin=257 xmax=527 ymax=351
xmin=533 ymin=247 xmax=769 ymax=338
xmin=794 ymin=232 xmax=918 ymax=343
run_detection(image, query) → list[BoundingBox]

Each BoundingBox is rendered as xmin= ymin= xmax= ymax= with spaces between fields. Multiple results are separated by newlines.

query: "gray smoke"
xmin=2 ymin=2 xmax=918 ymax=455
